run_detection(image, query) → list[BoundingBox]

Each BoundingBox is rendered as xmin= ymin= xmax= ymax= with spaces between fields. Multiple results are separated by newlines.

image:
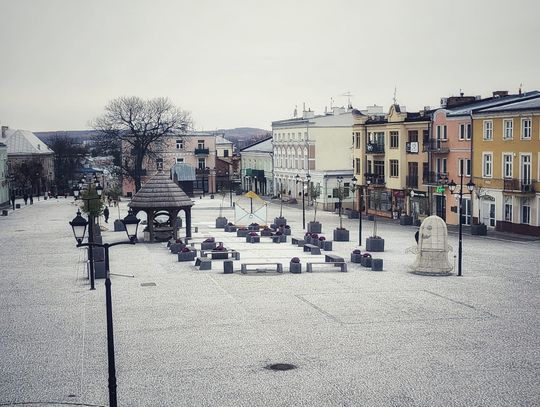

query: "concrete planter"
xmin=351 ymin=253 xmax=362 ymax=263
xmin=360 ymin=256 xmax=372 ymax=267
xmin=215 ymin=217 xmax=228 ymax=228
xmin=333 ymin=229 xmax=350 ymax=242
xmin=201 ymin=241 xmax=217 ymax=250
xmin=246 ymin=235 xmax=260 ymax=243
xmin=307 ymin=221 xmax=322 ymax=233
xmin=471 ymin=224 xmax=487 ymax=235
xmin=237 ymin=229 xmax=248 ymax=237
xmin=366 ymin=237 xmax=385 ymax=252
xmin=224 ymin=225 xmax=237 ymax=232
xmin=92 ymin=261 xmax=106 ymax=279
xmin=321 ymin=240 xmax=333 ymax=251
xmin=170 ymin=243 xmax=185 ymax=254
xmin=348 ymin=210 xmax=360 ymax=219
xmin=289 ymin=262 xmax=302 ymax=274
xmin=178 ymin=251 xmax=196 ymax=262
xmin=274 ymin=217 xmax=287 ymax=227
xmin=248 ymin=225 xmax=260 ymax=231
xmin=283 ymin=227 xmax=291 ymax=236
xmin=261 ymin=229 xmax=273 ymax=236
xmin=400 ymin=215 xmax=413 ymax=226
xmin=113 ymin=219 xmax=125 ymax=232
xmin=211 ymin=251 xmax=229 ymax=260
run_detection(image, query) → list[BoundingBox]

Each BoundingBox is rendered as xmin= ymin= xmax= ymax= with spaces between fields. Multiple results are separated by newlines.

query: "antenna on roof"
xmin=330 ymin=97 xmax=334 ymax=108
xmin=293 ymin=105 xmax=298 ymax=117
xmin=303 ymin=102 xmax=306 ymax=112
xmin=341 ymin=92 xmax=353 ymax=109
xmin=393 ymin=86 xmax=397 ymax=105
xmin=519 ymin=82 xmax=523 ymax=95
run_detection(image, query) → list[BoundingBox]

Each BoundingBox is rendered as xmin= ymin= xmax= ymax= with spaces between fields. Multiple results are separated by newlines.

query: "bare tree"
xmin=92 ymin=96 xmax=192 ymax=192
xmin=47 ymin=134 xmax=89 ymax=194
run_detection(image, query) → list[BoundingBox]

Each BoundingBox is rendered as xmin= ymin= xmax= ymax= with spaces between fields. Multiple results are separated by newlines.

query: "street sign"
xmin=436 ymin=186 xmax=445 ymax=193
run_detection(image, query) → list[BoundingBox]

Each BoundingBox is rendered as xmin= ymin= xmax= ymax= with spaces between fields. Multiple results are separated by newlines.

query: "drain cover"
xmin=140 ymin=282 xmax=156 ymax=287
xmin=265 ymin=363 xmax=297 ymax=371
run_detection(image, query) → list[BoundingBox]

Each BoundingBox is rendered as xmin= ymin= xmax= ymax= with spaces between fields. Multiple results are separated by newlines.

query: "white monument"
xmin=408 ymin=215 xmax=453 ymax=274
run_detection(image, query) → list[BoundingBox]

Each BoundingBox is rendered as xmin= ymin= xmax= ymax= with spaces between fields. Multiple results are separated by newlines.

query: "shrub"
xmin=311 ymin=233 xmax=318 ymax=238
xmin=203 ymin=237 xmax=215 ymax=243
xmin=175 ymin=238 xmax=183 ymax=244
xmin=275 ymin=231 xmax=283 ymax=235
xmin=180 ymin=247 xmax=191 ymax=253
xmin=249 ymin=223 xmax=259 ymax=227
xmin=249 ymin=232 xmax=258 ymax=236
xmin=318 ymin=236 xmax=326 ymax=241
xmin=352 ymin=249 xmax=361 ymax=254
xmin=227 ymin=222 xmax=233 ymax=226
xmin=362 ymin=252 xmax=372 ymax=258
xmin=214 ymin=245 xmax=226 ymax=251
xmin=284 ymin=225 xmax=290 ymax=229
xmin=239 ymin=227 xmax=247 ymax=230
xmin=290 ymin=257 xmax=300 ymax=263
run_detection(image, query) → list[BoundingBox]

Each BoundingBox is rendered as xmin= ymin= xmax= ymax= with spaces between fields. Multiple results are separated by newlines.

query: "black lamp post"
xmin=295 ymin=173 xmax=311 ymax=230
xmin=351 ymin=176 xmax=363 ymax=246
xmin=336 ymin=176 xmax=344 ymax=229
xmin=447 ymin=171 xmax=475 ymax=277
xmin=73 ymin=176 xmax=104 ymax=290
xmin=69 ymin=209 xmax=140 ymax=407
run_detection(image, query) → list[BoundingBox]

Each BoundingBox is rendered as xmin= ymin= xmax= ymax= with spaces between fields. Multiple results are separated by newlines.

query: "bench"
xmin=240 ymin=262 xmax=283 ymax=274
xmin=306 ymin=261 xmax=347 ymax=272
xmin=325 ymin=254 xmax=344 ymax=263
xmin=303 ymin=244 xmax=321 ymax=255
xmin=291 ymin=237 xmax=306 ymax=246
xmin=200 ymin=250 xmax=240 ymax=260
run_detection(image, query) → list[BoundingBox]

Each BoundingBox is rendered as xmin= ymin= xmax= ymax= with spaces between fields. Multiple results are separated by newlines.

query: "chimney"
xmin=492 ymin=90 xmax=508 ymax=98
xmin=1 ymin=126 xmax=8 ymax=138
xmin=302 ymin=109 xmax=315 ymax=119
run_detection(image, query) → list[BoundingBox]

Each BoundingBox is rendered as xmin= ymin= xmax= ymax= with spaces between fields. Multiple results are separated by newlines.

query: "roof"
xmin=3 ymin=129 xmax=54 ymax=155
xmin=474 ymin=96 xmax=540 ymax=114
xmin=129 ymin=171 xmax=193 ymax=209
xmin=171 ymin=163 xmax=196 ymax=181
xmin=240 ymin=136 xmax=273 ymax=153
xmin=215 ymin=135 xmax=233 ymax=145
xmin=446 ymin=91 xmax=540 ymax=116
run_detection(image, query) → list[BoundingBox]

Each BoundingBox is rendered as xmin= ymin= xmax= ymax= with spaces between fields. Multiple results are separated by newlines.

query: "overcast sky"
xmin=1 ymin=0 xmax=539 ymax=132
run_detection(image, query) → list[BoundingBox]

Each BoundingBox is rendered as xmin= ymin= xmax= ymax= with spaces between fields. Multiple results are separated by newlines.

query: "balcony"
xmin=366 ymin=143 xmax=385 ymax=154
xmin=368 ymin=175 xmax=386 ymax=187
xmin=423 ymin=172 xmax=447 ymax=185
xmin=194 ymin=147 xmax=210 ymax=156
xmin=406 ymin=175 xmax=418 ymax=188
xmin=503 ymin=178 xmax=536 ymax=193
xmin=423 ymin=139 xmax=449 ymax=153
xmin=196 ymin=168 xmax=210 ymax=175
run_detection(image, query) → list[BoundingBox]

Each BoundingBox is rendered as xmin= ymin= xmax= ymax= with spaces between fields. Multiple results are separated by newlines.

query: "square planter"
xmin=333 ymin=229 xmax=349 ymax=242
xmin=399 ymin=215 xmax=413 ymax=226
xmin=237 ymin=229 xmax=248 ymax=237
xmin=215 ymin=217 xmax=228 ymax=228
xmin=248 ymin=225 xmax=260 ymax=231
xmin=246 ymin=235 xmax=260 ymax=243
xmin=351 ymin=253 xmax=362 ymax=263
xmin=307 ymin=221 xmax=322 ymax=233
xmin=471 ymin=224 xmax=487 ymax=235
xmin=201 ymin=241 xmax=217 ymax=251
xmin=360 ymin=256 xmax=372 ymax=267
xmin=289 ymin=262 xmax=302 ymax=274
xmin=211 ymin=251 xmax=229 ymax=260
xmin=321 ymin=240 xmax=333 ymax=251
xmin=170 ymin=243 xmax=185 ymax=254
xmin=274 ymin=217 xmax=287 ymax=227
xmin=92 ymin=261 xmax=106 ymax=279
xmin=113 ymin=219 xmax=125 ymax=232
xmin=178 ymin=251 xmax=196 ymax=262
xmin=225 ymin=225 xmax=237 ymax=232
xmin=261 ymin=229 xmax=273 ymax=237
xmin=283 ymin=227 xmax=291 ymax=236
xmin=277 ymin=234 xmax=287 ymax=243
xmin=348 ymin=210 xmax=359 ymax=219
xmin=366 ymin=237 xmax=385 ymax=252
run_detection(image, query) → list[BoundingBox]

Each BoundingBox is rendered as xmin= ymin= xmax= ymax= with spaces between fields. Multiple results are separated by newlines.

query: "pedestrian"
xmin=10 ymin=192 xmax=15 ymax=210
xmin=29 ymin=195 xmax=34 ymax=204
xmin=108 ymin=196 xmax=112 ymax=206
xmin=23 ymin=194 xmax=28 ymax=205
xmin=103 ymin=206 xmax=110 ymax=223
xmin=414 ymin=229 xmax=419 ymax=244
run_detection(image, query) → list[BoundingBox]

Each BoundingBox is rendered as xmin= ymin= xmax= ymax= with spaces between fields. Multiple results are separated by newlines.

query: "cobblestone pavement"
xmin=1 ymin=196 xmax=539 ymax=406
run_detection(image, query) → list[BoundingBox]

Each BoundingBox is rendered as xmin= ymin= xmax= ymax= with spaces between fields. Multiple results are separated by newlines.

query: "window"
xmin=436 ymin=125 xmax=447 ymax=140
xmin=458 ymin=159 xmax=471 ymax=176
xmin=408 ymin=130 xmax=418 ymax=142
xmin=503 ymin=119 xmax=513 ymax=140
xmin=223 ymin=150 xmax=229 ymax=157
xmin=504 ymin=200 xmax=513 ymax=222
xmin=390 ymin=160 xmax=399 ymax=177
xmin=355 ymin=158 xmax=361 ymax=175
xmin=197 ymin=140 xmax=205 ymax=149
xmin=521 ymin=199 xmax=531 ymax=224
xmin=354 ymin=132 xmax=361 ymax=149
xmin=198 ymin=158 xmax=205 ymax=170
xmin=390 ymin=131 xmax=399 ymax=148
xmin=521 ymin=118 xmax=531 ymax=139
xmin=466 ymin=124 xmax=471 ymax=140
xmin=483 ymin=120 xmax=493 ymax=140
xmin=176 ymin=139 xmax=184 ymax=149
xmin=459 ymin=124 xmax=465 ymax=140
xmin=176 ymin=157 xmax=184 ymax=163
xmin=483 ymin=153 xmax=493 ymax=178
xmin=503 ymin=154 xmax=513 ymax=178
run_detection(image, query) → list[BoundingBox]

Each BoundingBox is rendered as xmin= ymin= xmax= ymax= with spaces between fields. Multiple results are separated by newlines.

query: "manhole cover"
xmin=140 ymin=282 xmax=156 ymax=287
xmin=265 ymin=363 xmax=297 ymax=371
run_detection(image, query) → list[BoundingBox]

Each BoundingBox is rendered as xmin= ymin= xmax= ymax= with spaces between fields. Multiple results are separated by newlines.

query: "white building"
xmin=240 ymin=137 xmax=273 ymax=196
xmin=272 ymin=107 xmax=360 ymax=210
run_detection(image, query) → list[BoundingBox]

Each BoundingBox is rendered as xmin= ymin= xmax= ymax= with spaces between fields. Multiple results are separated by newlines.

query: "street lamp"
xmin=447 ymin=172 xmax=475 ymax=277
xmin=336 ymin=176 xmax=344 ymax=229
xmin=295 ymin=173 xmax=311 ymax=229
xmin=351 ymin=176 xmax=363 ymax=246
xmin=69 ymin=209 xmax=140 ymax=407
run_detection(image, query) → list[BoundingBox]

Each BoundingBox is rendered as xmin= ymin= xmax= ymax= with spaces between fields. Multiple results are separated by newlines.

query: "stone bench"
xmin=240 ymin=262 xmax=283 ymax=274
xmin=200 ymin=250 xmax=240 ymax=260
xmin=306 ymin=262 xmax=347 ymax=272
xmin=303 ymin=244 xmax=321 ymax=255
xmin=324 ymin=254 xmax=344 ymax=263
xmin=291 ymin=237 xmax=306 ymax=246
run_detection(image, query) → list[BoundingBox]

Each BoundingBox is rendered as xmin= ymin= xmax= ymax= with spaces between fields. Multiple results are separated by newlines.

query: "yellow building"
xmin=472 ymin=96 xmax=540 ymax=235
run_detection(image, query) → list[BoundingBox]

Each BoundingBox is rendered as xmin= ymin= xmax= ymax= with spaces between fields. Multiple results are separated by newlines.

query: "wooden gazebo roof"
xmin=129 ymin=171 xmax=194 ymax=210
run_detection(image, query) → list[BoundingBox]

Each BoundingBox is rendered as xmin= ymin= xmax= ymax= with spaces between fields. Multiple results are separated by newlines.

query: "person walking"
xmin=103 ymin=206 xmax=110 ymax=223
xmin=29 ymin=195 xmax=34 ymax=205
xmin=23 ymin=193 xmax=28 ymax=205
xmin=10 ymin=192 xmax=15 ymax=210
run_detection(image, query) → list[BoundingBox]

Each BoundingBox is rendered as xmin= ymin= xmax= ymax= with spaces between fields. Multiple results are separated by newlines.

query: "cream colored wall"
xmin=311 ymin=126 xmax=353 ymax=170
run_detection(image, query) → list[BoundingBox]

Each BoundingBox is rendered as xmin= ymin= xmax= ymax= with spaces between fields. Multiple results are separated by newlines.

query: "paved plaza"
xmin=1 ymin=196 xmax=539 ymax=407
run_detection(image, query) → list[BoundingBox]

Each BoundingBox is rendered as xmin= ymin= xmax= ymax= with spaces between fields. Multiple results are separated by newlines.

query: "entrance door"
xmin=462 ymin=198 xmax=472 ymax=225
xmin=482 ymin=201 xmax=496 ymax=227
xmin=436 ymin=195 xmax=446 ymax=220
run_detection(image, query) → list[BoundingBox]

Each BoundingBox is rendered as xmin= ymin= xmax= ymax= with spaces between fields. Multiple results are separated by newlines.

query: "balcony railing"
xmin=194 ymin=147 xmax=210 ymax=155
xmin=406 ymin=175 xmax=418 ymax=188
xmin=503 ymin=178 xmax=535 ymax=193
xmin=423 ymin=139 xmax=449 ymax=153
xmin=423 ymin=171 xmax=447 ymax=185
xmin=366 ymin=143 xmax=385 ymax=154
xmin=196 ymin=168 xmax=210 ymax=175
xmin=368 ymin=175 xmax=386 ymax=186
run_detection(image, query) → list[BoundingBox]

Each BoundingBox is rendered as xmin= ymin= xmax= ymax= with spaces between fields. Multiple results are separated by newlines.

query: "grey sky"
xmin=1 ymin=0 xmax=539 ymax=132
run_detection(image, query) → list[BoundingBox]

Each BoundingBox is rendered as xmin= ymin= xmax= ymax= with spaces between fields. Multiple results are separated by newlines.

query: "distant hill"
xmin=35 ymin=130 xmax=99 ymax=145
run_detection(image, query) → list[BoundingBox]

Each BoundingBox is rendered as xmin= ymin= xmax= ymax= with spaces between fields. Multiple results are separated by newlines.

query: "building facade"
xmin=272 ymin=107 xmax=358 ymax=211
xmin=472 ymin=96 xmax=540 ymax=235
xmin=0 ymin=141 xmax=8 ymax=207
xmin=240 ymin=137 xmax=273 ymax=196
